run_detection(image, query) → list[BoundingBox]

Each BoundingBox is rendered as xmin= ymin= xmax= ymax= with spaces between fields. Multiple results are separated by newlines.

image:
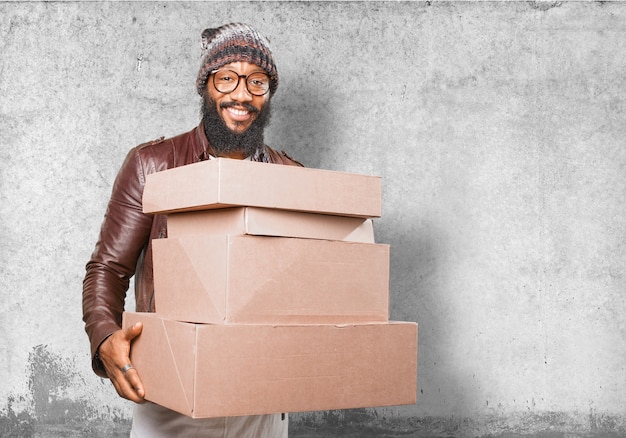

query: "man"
xmin=83 ymin=23 xmax=301 ymax=437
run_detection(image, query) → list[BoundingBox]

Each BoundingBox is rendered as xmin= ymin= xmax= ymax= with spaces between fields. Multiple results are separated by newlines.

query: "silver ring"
xmin=121 ymin=364 xmax=134 ymax=374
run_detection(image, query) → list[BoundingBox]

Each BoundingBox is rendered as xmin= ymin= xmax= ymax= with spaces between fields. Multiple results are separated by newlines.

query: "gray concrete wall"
xmin=1 ymin=1 xmax=625 ymax=437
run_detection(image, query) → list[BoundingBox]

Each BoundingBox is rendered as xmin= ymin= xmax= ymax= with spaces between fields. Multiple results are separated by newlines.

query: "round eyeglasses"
xmin=211 ymin=70 xmax=271 ymax=96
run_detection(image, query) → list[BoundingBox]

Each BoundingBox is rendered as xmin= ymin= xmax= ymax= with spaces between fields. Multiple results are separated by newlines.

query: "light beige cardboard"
xmin=142 ymin=158 xmax=382 ymax=218
xmin=166 ymin=207 xmax=376 ymax=243
xmin=123 ymin=312 xmax=417 ymax=418
xmin=152 ymin=235 xmax=390 ymax=324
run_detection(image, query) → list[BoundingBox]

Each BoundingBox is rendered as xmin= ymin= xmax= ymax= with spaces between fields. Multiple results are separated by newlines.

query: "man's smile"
xmin=220 ymin=102 xmax=260 ymax=127
xmin=225 ymin=106 xmax=252 ymax=121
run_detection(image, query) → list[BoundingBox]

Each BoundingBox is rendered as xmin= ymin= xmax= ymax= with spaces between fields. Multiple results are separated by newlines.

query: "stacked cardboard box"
xmin=122 ymin=158 xmax=418 ymax=418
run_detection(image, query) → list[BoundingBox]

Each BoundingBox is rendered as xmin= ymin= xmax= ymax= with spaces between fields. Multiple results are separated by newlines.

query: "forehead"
xmin=218 ymin=61 xmax=266 ymax=74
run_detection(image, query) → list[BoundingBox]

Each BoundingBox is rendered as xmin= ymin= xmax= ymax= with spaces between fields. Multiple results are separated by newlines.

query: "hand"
xmin=98 ymin=322 xmax=145 ymax=403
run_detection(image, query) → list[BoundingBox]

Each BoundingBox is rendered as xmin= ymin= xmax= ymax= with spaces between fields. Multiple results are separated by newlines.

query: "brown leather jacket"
xmin=83 ymin=122 xmax=302 ymax=377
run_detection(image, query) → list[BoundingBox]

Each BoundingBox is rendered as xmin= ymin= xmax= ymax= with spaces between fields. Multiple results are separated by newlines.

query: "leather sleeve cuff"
xmin=91 ymin=333 xmax=114 ymax=378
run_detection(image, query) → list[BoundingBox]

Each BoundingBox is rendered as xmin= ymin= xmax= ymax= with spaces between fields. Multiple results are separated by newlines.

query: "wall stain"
xmin=0 ymin=395 xmax=35 ymax=438
xmin=28 ymin=344 xmax=87 ymax=423
xmin=1 ymin=345 xmax=132 ymax=437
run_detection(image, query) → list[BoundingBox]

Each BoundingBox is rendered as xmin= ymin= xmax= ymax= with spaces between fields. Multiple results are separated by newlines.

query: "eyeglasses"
xmin=211 ymin=70 xmax=271 ymax=96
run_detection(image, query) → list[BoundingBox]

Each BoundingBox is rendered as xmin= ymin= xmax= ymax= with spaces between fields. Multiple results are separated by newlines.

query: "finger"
xmin=113 ymin=377 xmax=144 ymax=403
xmin=124 ymin=322 xmax=143 ymax=342
xmin=111 ymin=366 xmax=145 ymax=403
xmin=123 ymin=367 xmax=145 ymax=400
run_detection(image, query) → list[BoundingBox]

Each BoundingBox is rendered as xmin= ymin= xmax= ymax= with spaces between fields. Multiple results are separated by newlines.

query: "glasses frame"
xmin=211 ymin=69 xmax=271 ymax=96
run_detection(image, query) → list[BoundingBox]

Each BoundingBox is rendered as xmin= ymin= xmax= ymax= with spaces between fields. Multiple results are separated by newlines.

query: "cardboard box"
xmin=152 ymin=235 xmax=390 ymax=324
xmin=142 ymin=158 xmax=382 ymax=218
xmin=166 ymin=207 xmax=375 ymax=243
xmin=123 ymin=312 xmax=418 ymax=418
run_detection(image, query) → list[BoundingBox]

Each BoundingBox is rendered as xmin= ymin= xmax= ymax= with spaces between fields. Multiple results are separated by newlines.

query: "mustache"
xmin=220 ymin=101 xmax=259 ymax=113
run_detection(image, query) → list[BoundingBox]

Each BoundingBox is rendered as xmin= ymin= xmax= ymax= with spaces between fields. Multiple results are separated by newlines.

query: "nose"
xmin=229 ymin=78 xmax=253 ymax=102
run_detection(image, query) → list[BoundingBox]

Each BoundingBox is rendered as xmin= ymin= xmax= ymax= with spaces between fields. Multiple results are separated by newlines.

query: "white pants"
xmin=130 ymin=402 xmax=288 ymax=438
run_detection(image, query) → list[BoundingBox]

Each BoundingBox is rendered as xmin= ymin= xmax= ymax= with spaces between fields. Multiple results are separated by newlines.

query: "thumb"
xmin=124 ymin=322 xmax=143 ymax=341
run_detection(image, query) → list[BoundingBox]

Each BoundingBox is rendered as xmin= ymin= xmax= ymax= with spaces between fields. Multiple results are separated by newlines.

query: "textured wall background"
xmin=1 ymin=1 xmax=625 ymax=437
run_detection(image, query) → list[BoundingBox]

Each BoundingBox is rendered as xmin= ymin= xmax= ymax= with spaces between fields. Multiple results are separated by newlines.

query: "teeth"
xmin=228 ymin=108 xmax=248 ymax=116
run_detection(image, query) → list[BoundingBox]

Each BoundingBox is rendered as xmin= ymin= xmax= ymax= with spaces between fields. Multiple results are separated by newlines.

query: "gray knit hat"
xmin=196 ymin=23 xmax=278 ymax=95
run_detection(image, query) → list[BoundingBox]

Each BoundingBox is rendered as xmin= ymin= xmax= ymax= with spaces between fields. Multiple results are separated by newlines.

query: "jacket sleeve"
xmin=82 ymin=148 xmax=153 ymax=377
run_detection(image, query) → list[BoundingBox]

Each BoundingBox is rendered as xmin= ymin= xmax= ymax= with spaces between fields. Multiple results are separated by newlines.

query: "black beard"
xmin=201 ymin=93 xmax=272 ymax=158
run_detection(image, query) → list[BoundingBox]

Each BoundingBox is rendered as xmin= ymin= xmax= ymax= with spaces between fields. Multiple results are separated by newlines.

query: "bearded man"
xmin=82 ymin=23 xmax=300 ymax=437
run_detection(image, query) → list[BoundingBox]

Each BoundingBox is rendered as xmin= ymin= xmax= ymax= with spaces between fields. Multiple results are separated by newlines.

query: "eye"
xmin=215 ymin=71 xmax=236 ymax=83
xmin=248 ymin=73 xmax=270 ymax=89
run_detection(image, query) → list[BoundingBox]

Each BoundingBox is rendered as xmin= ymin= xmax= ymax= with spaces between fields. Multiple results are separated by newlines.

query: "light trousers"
xmin=130 ymin=402 xmax=288 ymax=438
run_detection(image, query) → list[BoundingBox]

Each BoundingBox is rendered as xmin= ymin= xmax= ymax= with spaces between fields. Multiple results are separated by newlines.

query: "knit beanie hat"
xmin=196 ymin=23 xmax=278 ymax=96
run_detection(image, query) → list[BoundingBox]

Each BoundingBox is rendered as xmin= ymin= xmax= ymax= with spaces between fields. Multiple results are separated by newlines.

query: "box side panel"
xmin=192 ymin=322 xmax=417 ymax=418
xmin=227 ymin=236 xmax=390 ymax=323
xmin=344 ymin=219 xmax=376 ymax=243
xmin=122 ymin=312 xmax=197 ymax=416
xmin=153 ymin=235 xmax=389 ymax=324
xmin=246 ymin=208 xmax=375 ymax=243
xmin=152 ymin=237 xmax=228 ymax=323
xmin=166 ymin=208 xmax=246 ymax=238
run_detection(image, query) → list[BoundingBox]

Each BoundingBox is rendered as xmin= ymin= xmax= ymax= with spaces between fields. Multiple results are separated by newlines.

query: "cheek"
xmin=259 ymin=94 xmax=270 ymax=106
xmin=250 ymin=96 xmax=269 ymax=113
xmin=206 ymin=83 xmax=222 ymax=103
